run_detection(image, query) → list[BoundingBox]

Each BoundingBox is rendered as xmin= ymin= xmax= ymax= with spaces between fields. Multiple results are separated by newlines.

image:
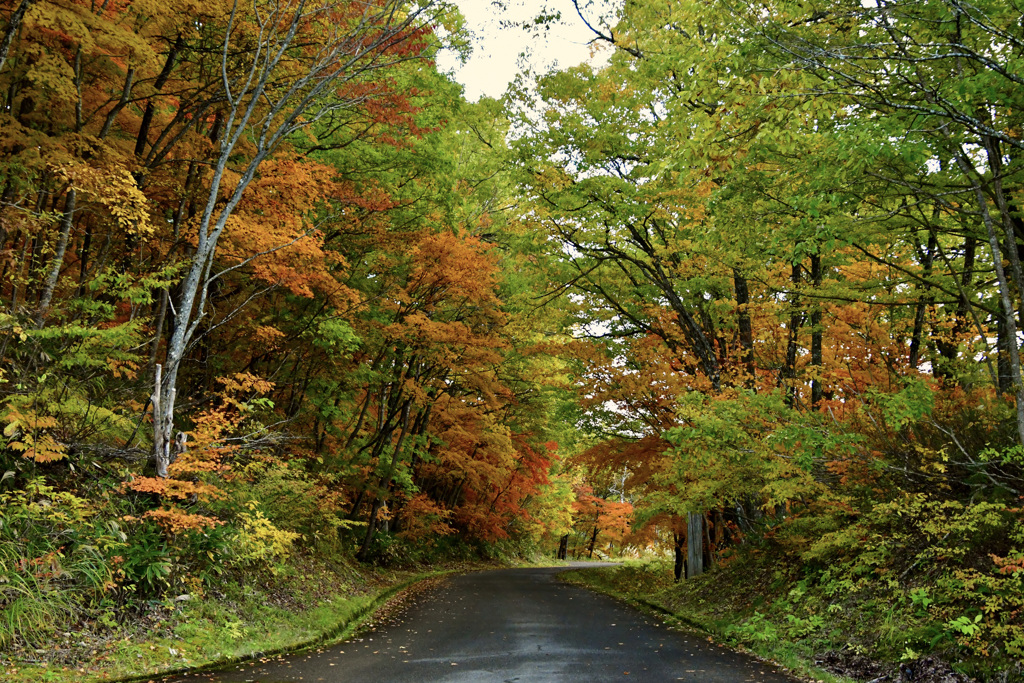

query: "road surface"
xmin=168 ymin=565 xmax=801 ymax=682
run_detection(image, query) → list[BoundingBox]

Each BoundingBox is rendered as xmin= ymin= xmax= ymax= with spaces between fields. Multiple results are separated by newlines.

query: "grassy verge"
xmin=560 ymin=558 xmax=863 ymax=683
xmin=561 ymin=554 xmax=1022 ymax=683
xmin=0 ymin=554 xmax=480 ymax=683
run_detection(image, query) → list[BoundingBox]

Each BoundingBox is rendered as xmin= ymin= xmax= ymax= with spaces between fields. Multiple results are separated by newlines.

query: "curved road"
xmin=170 ymin=566 xmax=801 ymax=683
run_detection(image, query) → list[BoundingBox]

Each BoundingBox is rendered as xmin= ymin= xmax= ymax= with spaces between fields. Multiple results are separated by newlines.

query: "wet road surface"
xmin=168 ymin=565 xmax=801 ymax=682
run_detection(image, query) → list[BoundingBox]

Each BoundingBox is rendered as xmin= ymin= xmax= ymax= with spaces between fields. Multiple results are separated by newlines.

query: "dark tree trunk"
xmin=674 ymin=531 xmax=685 ymax=583
xmin=135 ymin=36 xmax=184 ymax=159
xmin=810 ymin=254 xmax=824 ymax=406
xmin=357 ymin=399 xmax=413 ymax=561
xmin=733 ymin=269 xmax=755 ymax=385
xmin=784 ymin=262 xmax=803 ymax=407
xmin=935 ymin=236 xmax=976 ymax=381
xmin=0 ymin=0 xmax=34 ymax=76
xmin=908 ymin=232 xmax=937 ymax=369
xmin=702 ymin=512 xmax=713 ymax=570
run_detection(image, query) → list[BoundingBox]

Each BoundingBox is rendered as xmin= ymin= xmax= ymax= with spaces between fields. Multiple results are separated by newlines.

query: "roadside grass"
xmin=560 ymin=557 xmax=855 ymax=683
xmin=0 ymin=554 xmax=459 ymax=683
xmin=562 ymin=552 xmax=1024 ymax=683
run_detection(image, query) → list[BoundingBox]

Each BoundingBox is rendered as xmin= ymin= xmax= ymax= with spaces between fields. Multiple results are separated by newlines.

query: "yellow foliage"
xmin=2 ymin=405 xmax=66 ymax=463
xmin=232 ymin=504 xmax=302 ymax=567
xmin=58 ymin=164 xmax=154 ymax=236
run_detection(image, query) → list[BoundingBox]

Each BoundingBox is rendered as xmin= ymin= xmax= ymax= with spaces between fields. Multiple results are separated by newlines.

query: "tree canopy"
xmin=1 ymin=0 xmax=1023 ymax=674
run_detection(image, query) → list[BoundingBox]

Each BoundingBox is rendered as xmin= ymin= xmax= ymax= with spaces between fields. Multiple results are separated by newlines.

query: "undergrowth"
xmin=564 ymin=542 xmax=1024 ymax=683
xmin=0 ymin=549 xmax=476 ymax=683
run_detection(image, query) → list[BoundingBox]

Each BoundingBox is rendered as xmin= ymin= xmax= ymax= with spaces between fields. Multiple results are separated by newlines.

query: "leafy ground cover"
xmin=0 ymin=552 xmax=488 ymax=683
xmin=563 ymin=553 xmax=1021 ymax=683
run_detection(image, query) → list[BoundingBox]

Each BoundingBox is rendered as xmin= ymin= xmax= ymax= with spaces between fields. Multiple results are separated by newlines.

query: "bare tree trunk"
xmin=674 ymin=530 xmax=685 ymax=582
xmin=149 ymin=289 xmax=168 ymax=370
xmin=98 ymin=68 xmax=135 ymax=139
xmin=35 ymin=189 xmax=75 ymax=326
xmin=954 ymin=147 xmax=1024 ymax=446
xmin=587 ymin=521 xmax=599 ymax=559
xmin=936 ymin=236 xmax=976 ymax=381
xmin=702 ymin=511 xmax=713 ymax=570
xmin=135 ymin=36 xmax=184 ymax=159
xmin=686 ymin=511 xmax=704 ymax=578
xmin=357 ymin=398 xmax=412 ymax=561
xmin=0 ymin=0 xmax=34 ymax=76
xmin=152 ymin=364 xmax=173 ymax=478
xmin=810 ymin=254 xmax=824 ymax=406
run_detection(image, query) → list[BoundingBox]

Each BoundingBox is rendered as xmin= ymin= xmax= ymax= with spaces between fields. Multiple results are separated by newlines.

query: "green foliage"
xmin=229 ymin=461 xmax=358 ymax=550
xmin=727 ymin=612 xmax=780 ymax=644
xmin=866 ymin=380 xmax=936 ymax=431
xmin=0 ymin=479 xmax=121 ymax=647
xmin=116 ymin=523 xmax=171 ymax=599
xmin=309 ymin=319 xmax=361 ymax=352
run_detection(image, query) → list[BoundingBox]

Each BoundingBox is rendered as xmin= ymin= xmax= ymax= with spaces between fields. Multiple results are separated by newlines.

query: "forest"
xmin=0 ymin=0 xmax=1021 ymax=680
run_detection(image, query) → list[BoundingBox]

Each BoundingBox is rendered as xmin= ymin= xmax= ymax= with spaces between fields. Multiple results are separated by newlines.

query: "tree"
xmin=152 ymin=0 xmax=444 ymax=478
xmin=729 ymin=0 xmax=1024 ymax=441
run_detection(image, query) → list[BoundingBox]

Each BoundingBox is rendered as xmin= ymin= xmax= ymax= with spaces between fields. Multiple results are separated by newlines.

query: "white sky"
xmin=435 ymin=0 xmax=614 ymax=101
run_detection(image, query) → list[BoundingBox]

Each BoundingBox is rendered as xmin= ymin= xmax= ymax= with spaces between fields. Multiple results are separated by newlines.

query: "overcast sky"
xmin=435 ymin=0 xmax=614 ymax=101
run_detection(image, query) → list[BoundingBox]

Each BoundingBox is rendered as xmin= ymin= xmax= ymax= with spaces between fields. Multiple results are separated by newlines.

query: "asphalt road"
xmin=169 ymin=565 xmax=801 ymax=683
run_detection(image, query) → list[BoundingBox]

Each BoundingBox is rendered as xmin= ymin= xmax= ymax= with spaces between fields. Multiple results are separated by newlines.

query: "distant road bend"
xmin=170 ymin=565 xmax=801 ymax=683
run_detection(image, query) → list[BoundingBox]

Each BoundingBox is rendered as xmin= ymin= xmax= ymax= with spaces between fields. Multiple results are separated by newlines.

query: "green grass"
xmin=562 ymin=552 xmax=1024 ymax=683
xmin=559 ymin=558 xmax=854 ymax=683
xmin=0 ymin=557 xmax=456 ymax=683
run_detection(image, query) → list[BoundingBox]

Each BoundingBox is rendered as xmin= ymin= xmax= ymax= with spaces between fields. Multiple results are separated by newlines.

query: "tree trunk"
xmin=783 ymin=262 xmax=803 ymax=407
xmin=702 ymin=512 xmax=713 ymax=570
xmin=149 ymin=288 xmax=168 ymax=370
xmin=0 ymin=0 xmax=34 ymax=76
xmin=35 ymin=189 xmax=75 ymax=326
xmin=935 ymin=236 xmax=976 ymax=381
xmin=135 ymin=36 xmax=184 ymax=159
xmin=998 ymin=315 xmax=1014 ymax=394
xmin=357 ymin=399 xmax=413 ymax=561
xmin=733 ymin=269 xmax=755 ymax=386
xmin=587 ymin=520 xmax=599 ymax=559
xmin=809 ymin=254 xmax=824 ymax=406
xmin=152 ymin=364 xmax=173 ymax=479
xmin=713 ymin=509 xmax=725 ymax=554
xmin=954 ymin=146 xmax=1024 ymax=446
xmin=674 ymin=531 xmax=685 ymax=582
xmin=98 ymin=68 xmax=134 ymax=140
xmin=908 ymin=232 xmax=937 ymax=369
xmin=686 ymin=511 xmax=704 ymax=578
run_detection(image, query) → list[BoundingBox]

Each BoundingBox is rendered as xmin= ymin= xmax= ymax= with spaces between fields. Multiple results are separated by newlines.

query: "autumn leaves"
xmin=0 ymin=0 xmax=580 ymax=581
